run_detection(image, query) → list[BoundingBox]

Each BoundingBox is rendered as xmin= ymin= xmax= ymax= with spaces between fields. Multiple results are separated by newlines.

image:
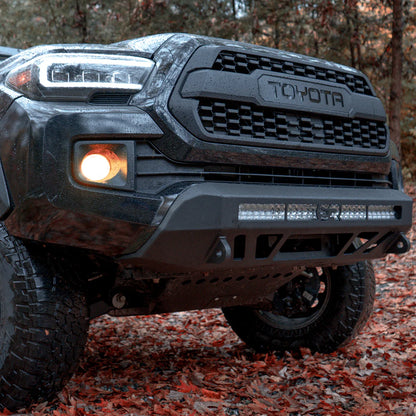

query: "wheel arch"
xmin=0 ymin=159 xmax=12 ymax=220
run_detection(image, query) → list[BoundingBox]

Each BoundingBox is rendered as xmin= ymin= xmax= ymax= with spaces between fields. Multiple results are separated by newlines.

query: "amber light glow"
xmin=80 ymin=149 xmax=121 ymax=182
xmin=7 ymin=69 xmax=32 ymax=88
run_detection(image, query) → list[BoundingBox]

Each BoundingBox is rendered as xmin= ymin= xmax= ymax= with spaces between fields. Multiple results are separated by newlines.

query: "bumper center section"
xmin=120 ymin=183 xmax=413 ymax=274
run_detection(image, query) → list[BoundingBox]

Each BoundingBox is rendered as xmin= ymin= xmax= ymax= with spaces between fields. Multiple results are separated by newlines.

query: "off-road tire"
xmin=223 ymin=262 xmax=375 ymax=353
xmin=0 ymin=224 xmax=89 ymax=411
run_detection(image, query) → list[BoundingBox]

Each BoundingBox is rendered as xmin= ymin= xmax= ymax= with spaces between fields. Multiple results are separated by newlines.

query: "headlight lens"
xmin=6 ymin=53 xmax=155 ymax=101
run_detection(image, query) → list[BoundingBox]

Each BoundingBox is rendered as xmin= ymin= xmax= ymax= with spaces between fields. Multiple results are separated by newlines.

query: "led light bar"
xmin=368 ymin=205 xmax=397 ymax=220
xmin=238 ymin=203 xmax=399 ymax=221
xmin=287 ymin=204 xmax=317 ymax=221
xmin=238 ymin=203 xmax=285 ymax=221
xmin=340 ymin=204 xmax=367 ymax=220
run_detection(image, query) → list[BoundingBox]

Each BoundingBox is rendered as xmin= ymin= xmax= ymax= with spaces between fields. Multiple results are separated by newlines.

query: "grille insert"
xmin=198 ymin=99 xmax=388 ymax=153
xmin=89 ymin=93 xmax=132 ymax=105
xmin=213 ymin=51 xmax=373 ymax=96
xmin=203 ymin=165 xmax=391 ymax=188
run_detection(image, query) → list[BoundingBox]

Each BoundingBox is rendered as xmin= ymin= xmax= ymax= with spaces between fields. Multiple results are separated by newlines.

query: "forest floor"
xmin=3 ymin=185 xmax=416 ymax=416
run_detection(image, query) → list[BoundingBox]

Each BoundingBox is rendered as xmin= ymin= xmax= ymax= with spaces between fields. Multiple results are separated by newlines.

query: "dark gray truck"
xmin=0 ymin=35 xmax=412 ymax=410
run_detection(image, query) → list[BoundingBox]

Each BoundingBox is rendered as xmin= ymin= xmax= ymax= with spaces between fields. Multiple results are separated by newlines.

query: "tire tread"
xmin=0 ymin=224 xmax=89 ymax=411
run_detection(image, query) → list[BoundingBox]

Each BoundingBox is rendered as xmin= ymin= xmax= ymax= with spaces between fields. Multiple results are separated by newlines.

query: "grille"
xmin=213 ymin=51 xmax=373 ymax=96
xmin=89 ymin=93 xmax=132 ymax=105
xmin=135 ymin=143 xmax=391 ymax=195
xmin=203 ymin=165 xmax=391 ymax=188
xmin=198 ymin=99 xmax=388 ymax=153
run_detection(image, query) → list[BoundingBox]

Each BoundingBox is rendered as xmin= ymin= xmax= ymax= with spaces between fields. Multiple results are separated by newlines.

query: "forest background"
xmin=0 ymin=0 xmax=415 ymax=179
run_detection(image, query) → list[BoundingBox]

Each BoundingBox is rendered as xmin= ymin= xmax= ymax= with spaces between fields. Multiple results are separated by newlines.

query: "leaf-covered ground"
xmin=3 ymin=185 xmax=415 ymax=416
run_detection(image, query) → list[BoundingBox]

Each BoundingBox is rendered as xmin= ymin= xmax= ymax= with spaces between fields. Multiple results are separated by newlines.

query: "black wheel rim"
xmin=255 ymin=268 xmax=332 ymax=330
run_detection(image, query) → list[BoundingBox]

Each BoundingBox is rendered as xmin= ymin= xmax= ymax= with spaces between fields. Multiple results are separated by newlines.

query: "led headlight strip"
xmin=6 ymin=52 xmax=155 ymax=100
xmin=38 ymin=54 xmax=153 ymax=90
xmin=238 ymin=203 xmax=399 ymax=221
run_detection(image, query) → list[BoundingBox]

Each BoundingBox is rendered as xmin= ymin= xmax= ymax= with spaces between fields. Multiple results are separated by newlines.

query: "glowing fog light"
xmin=74 ymin=142 xmax=133 ymax=190
xmin=80 ymin=154 xmax=111 ymax=182
xmin=80 ymin=150 xmax=121 ymax=182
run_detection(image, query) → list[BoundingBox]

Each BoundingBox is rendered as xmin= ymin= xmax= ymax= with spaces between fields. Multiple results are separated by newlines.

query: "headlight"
xmin=5 ymin=53 xmax=155 ymax=101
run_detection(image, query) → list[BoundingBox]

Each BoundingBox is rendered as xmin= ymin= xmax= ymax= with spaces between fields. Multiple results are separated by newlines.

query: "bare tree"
xmin=389 ymin=0 xmax=404 ymax=153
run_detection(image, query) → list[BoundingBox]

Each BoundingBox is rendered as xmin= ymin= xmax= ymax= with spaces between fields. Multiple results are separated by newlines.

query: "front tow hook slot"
xmin=387 ymin=233 xmax=411 ymax=254
xmin=207 ymin=236 xmax=231 ymax=264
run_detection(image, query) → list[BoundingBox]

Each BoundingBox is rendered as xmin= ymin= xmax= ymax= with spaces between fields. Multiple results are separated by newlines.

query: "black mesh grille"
xmin=213 ymin=51 xmax=373 ymax=96
xmin=198 ymin=99 xmax=388 ymax=152
xmin=203 ymin=165 xmax=391 ymax=188
xmin=89 ymin=93 xmax=132 ymax=105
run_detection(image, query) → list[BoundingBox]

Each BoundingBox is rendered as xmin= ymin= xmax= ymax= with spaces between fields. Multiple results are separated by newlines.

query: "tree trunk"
xmin=344 ymin=0 xmax=362 ymax=70
xmin=389 ymin=0 xmax=403 ymax=154
xmin=75 ymin=0 xmax=87 ymax=43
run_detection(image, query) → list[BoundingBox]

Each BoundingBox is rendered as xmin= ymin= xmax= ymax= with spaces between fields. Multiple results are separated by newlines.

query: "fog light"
xmin=81 ymin=154 xmax=111 ymax=181
xmin=74 ymin=141 xmax=134 ymax=190
xmin=80 ymin=149 xmax=120 ymax=182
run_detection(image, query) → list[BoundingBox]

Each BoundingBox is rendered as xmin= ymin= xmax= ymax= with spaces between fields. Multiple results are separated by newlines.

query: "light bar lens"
xmin=238 ymin=203 xmax=285 ymax=221
xmin=238 ymin=203 xmax=399 ymax=221
xmin=340 ymin=204 xmax=367 ymax=220
xmin=368 ymin=205 xmax=396 ymax=220
xmin=287 ymin=204 xmax=317 ymax=221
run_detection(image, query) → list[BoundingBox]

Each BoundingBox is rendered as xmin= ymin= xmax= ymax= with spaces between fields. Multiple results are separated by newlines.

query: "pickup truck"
xmin=0 ymin=34 xmax=412 ymax=410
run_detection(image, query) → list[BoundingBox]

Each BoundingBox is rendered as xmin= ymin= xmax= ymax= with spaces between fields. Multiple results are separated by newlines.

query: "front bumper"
xmin=120 ymin=182 xmax=412 ymax=274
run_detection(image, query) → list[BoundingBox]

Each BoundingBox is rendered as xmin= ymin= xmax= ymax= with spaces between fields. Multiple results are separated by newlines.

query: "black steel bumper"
xmin=120 ymin=182 xmax=412 ymax=274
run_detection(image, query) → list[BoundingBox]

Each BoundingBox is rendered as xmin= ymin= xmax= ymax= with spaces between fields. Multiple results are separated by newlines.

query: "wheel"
xmin=0 ymin=224 xmax=89 ymax=411
xmin=223 ymin=262 xmax=375 ymax=353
